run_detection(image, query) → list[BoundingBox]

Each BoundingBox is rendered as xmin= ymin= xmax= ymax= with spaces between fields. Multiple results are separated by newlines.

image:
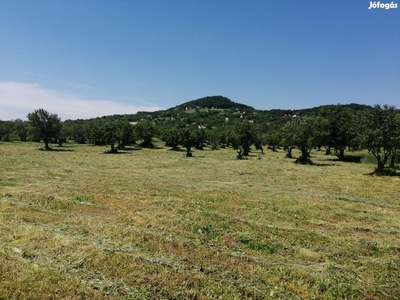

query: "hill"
xmin=175 ymin=95 xmax=254 ymax=111
xmin=93 ymin=96 xmax=373 ymax=128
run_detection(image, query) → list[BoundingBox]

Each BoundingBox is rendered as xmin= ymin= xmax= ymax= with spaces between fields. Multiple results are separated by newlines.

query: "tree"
xmin=318 ymin=105 xmax=354 ymax=160
xmin=179 ymin=126 xmax=199 ymax=157
xmin=281 ymin=121 xmax=297 ymax=158
xmin=115 ymin=119 xmax=135 ymax=149
xmin=231 ymin=121 xmax=256 ymax=157
xmin=103 ymin=121 xmax=118 ymax=153
xmin=27 ymin=109 xmax=61 ymax=150
xmin=205 ymin=128 xmax=221 ymax=150
xmin=194 ymin=127 xmax=206 ymax=150
xmin=13 ymin=119 xmax=29 ymax=142
xmin=0 ymin=121 xmax=13 ymax=142
xmin=87 ymin=120 xmax=106 ymax=146
xmin=282 ymin=117 xmax=319 ymax=163
xmin=69 ymin=121 xmax=87 ymax=144
xmin=360 ymin=104 xmax=400 ymax=172
xmin=135 ymin=121 xmax=157 ymax=148
xmin=265 ymin=124 xmax=281 ymax=152
xmin=55 ymin=122 xmax=69 ymax=146
xmin=162 ymin=126 xmax=181 ymax=150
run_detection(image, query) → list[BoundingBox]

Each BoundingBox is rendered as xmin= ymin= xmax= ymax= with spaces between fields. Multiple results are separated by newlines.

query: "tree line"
xmin=1 ymin=104 xmax=399 ymax=173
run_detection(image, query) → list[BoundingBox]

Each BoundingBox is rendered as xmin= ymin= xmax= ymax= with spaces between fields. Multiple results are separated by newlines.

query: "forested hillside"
xmin=84 ymin=95 xmax=373 ymax=127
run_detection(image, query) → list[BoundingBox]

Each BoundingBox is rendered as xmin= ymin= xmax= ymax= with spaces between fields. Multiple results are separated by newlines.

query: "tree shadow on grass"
xmin=102 ymin=150 xmax=132 ymax=154
xmin=294 ymin=158 xmax=314 ymax=165
xmin=364 ymin=169 xmax=400 ymax=177
xmin=330 ymin=155 xmax=363 ymax=163
xmin=293 ymin=158 xmax=335 ymax=167
xmin=38 ymin=148 xmax=74 ymax=152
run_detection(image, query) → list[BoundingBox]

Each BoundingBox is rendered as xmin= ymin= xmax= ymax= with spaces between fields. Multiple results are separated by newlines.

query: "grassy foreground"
xmin=0 ymin=141 xmax=399 ymax=299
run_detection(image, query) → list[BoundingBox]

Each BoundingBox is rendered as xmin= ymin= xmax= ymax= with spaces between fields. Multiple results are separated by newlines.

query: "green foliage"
xmin=0 ymin=121 xmax=14 ymax=142
xmin=179 ymin=126 xmax=201 ymax=156
xmin=115 ymin=119 xmax=135 ymax=149
xmin=27 ymin=109 xmax=62 ymax=150
xmin=264 ymin=124 xmax=282 ymax=152
xmin=280 ymin=122 xmax=296 ymax=158
xmin=359 ymin=104 xmax=400 ymax=172
xmin=134 ymin=121 xmax=157 ymax=148
xmin=69 ymin=121 xmax=87 ymax=144
xmin=318 ymin=105 xmax=355 ymax=160
xmin=13 ymin=119 xmax=29 ymax=142
xmin=282 ymin=117 xmax=320 ymax=163
xmin=87 ymin=120 xmax=106 ymax=145
xmin=231 ymin=121 xmax=256 ymax=156
xmin=205 ymin=128 xmax=222 ymax=150
xmin=161 ymin=126 xmax=181 ymax=149
xmin=103 ymin=121 xmax=118 ymax=152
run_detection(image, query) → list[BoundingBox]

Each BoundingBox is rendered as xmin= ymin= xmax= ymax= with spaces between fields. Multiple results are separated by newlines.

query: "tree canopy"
xmin=27 ymin=109 xmax=61 ymax=150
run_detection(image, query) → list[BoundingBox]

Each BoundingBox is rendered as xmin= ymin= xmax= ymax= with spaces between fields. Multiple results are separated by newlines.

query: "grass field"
xmin=1 ymin=141 xmax=399 ymax=299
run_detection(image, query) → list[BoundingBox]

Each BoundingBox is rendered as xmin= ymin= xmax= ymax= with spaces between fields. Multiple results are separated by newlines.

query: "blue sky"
xmin=1 ymin=0 xmax=399 ymax=120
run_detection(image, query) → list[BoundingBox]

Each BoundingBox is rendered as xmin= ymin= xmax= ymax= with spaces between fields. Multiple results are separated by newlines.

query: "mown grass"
xmin=1 ymin=141 xmax=399 ymax=299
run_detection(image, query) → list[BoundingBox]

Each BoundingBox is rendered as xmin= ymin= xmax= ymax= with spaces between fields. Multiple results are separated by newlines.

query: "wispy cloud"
xmin=0 ymin=82 xmax=161 ymax=121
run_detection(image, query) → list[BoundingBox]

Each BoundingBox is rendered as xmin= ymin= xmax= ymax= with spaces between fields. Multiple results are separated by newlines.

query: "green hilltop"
xmin=98 ymin=95 xmax=373 ymax=128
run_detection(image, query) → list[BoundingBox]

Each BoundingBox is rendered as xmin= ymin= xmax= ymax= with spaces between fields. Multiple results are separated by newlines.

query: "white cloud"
xmin=0 ymin=82 xmax=161 ymax=121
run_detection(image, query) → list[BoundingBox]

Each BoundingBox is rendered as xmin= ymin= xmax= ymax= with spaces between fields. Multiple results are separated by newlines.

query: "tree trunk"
xmin=389 ymin=151 xmax=397 ymax=168
xmin=337 ymin=148 xmax=345 ymax=161
xmin=44 ymin=138 xmax=51 ymax=150
xmin=237 ymin=147 xmax=243 ymax=159
xmin=325 ymin=146 xmax=331 ymax=155
xmin=376 ymin=154 xmax=388 ymax=172
xmin=186 ymin=147 xmax=192 ymax=157
xmin=286 ymin=147 xmax=293 ymax=158
xmin=377 ymin=159 xmax=384 ymax=172
xmin=299 ymin=148 xmax=309 ymax=163
xmin=243 ymin=145 xmax=250 ymax=156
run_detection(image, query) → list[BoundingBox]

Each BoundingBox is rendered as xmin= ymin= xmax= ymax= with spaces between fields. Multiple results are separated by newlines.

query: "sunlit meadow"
xmin=1 ymin=141 xmax=399 ymax=299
